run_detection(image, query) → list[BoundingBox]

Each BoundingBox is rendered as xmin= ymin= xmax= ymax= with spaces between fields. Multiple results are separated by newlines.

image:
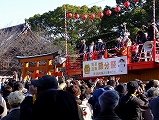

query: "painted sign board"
xmin=83 ymin=56 xmax=127 ymax=77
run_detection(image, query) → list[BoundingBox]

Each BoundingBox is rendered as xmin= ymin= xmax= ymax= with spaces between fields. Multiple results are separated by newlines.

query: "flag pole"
xmin=64 ymin=8 xmax=68 ymax=55
xmin=153 ymin=0 xmax=156 ymax=61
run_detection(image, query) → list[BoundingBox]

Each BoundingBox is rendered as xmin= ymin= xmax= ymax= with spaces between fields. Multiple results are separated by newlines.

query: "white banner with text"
xmin=83 ymin=56 xmax=127 ymax=77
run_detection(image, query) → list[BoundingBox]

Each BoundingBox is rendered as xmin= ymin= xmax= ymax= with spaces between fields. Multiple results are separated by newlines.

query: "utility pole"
xmin=64 ymin=8 xmax=68 ymax=55
xmin=153 ymin=0 xmax=156 ymax=61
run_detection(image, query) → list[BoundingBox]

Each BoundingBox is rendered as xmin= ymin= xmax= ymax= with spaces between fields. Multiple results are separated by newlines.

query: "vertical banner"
xmin=83 ymin=56 xmax=127 ymax=77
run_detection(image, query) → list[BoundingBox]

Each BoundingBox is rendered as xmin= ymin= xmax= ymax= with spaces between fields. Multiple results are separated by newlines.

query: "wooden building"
xmin=0 ymin=23 xmax=58 ymax=77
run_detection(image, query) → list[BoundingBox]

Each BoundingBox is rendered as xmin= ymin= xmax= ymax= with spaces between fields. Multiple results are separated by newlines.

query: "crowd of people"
xmin=77 ymin=38 xmax=106 ymax=60
xmin=0 ymin=20 xmax=159 ymax=120
xmin=0 ymin=74 xmax=159 ymax=120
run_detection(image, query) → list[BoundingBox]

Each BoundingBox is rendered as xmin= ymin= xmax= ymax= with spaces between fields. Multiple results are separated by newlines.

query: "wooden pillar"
xmin=32 ymin=61 xmax=39 ymax=79
xmin=47 ymin=59 xmax=52 ymax=75
xmin=23 ymin=62 xmax=29 ymax=80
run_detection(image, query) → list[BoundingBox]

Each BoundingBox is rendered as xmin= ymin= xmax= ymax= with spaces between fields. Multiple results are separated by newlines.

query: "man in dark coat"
xmin=142 ymin=20 xmax=159 ymax=41
xmin=31 ymin=89 xmax=81 ymax=120
xmin=136 ymin=31 xmax=147 ymax=44
xmin=20 ymin=75 xmax=58 ymax=120
xmin=2 ymin=91 xmax=25 ymax=120
xmin=115 ymin=80 xmax=149 ymax=120
xmin=96 ymin=39 xmax=105 ymax=59
xmin=78 ymin=39 xmax=87 ymax=60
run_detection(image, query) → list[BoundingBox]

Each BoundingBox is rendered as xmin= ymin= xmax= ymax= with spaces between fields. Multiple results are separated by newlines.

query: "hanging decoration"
xmin=124 ymin=1 xmax=131 ymax=7
xmin=74 ymin=13 xmax=80 ymax=19
xmin=82 ymin=14 xmax=87 ymax=20
xmin=105 ymin=10 xmax=112 ymax=16
xmin=66 ymin=1 xmax=138 ymax=19
xmin=67 ymin=13 xmax=72 ymax=18
xmin=98 ymin=12 xmax=104 ymax=18
xmin=90 ymin=13 xmax=95 ymax=19
xmin=133 ymin=0 xmax=139 ymax=2
xmin=114 ymin=6 xmax=121 ymax=13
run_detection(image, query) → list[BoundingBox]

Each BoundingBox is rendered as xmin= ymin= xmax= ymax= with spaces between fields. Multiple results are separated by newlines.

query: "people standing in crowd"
xmin=31 ymin=89 xmax=81 ymax=120
xmin=148 ymin=87 xmax=159 ymax=120
xmin=142 ymin=20 xmax=154 ymax=41
xmin=116 ymin=38 xmax=123 ymax=50
xmin=104 ymin=80 xmax=116 ymax=90
xmin=13 ymin=81 xmax=24 ymax=92
xmin=123 ymin=30 xmax=131 ymax=46
xmin=88 ymin=87 xmax=105 ymax=118
xmin=115 ymin=83 xmax=127 ymax=98
xmin=79 ymin=84 xmax=93 ymax=120
xmin=20 ymin=75 xmax=59 ymax=120
xmin=12 ymin=71 xmax=19 ymax=81
xmin=142 ymin=20 xmax=159 ymax=41
xmin=0 ymin=94 xmax=7 ymax=119
xmin=136 ymin=31 xmax=147 ymax=44
xmin=96 ymin=39 xmax=105 ymax=59
xmin=1 ymin=91 xmax=25 ymax=120
xmin=123 ymin=30 xmax=132 ymax=47
xmin=66 ymin=84 xmax=84 ymax=120
xmin=0 ymin=78 xmax=6 ymax=94
xmin=94 ymin=90 xmax=121 ymax=120
xmin=2 ymin=81 xmax=14 ymax=111
xmin=115 ymin=80 xmax=149 ymax=120
xmin=115 ymin=38 xmax=123 ymax=56
xmin=145 ymin=79 xmax=159 ymax=92
xmin=143 ymin=87 xmax=159 ymax=120
xmin=131 ymin=41 xmax=139 ymax=61
xmin=89 ymin=41 xmax=95 ymax=60
xmin=134 ymin=31 xmax=147 ymax=59
xmin=78 ymin=39 xmax=87 ymax=60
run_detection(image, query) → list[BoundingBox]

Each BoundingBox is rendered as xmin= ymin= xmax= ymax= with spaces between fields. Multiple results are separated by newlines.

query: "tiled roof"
xmin=0 ymin=23 xmax=30 ymax=56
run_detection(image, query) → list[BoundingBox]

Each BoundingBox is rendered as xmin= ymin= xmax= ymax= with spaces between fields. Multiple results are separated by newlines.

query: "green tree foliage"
xmin=101 ymin=0 xmax=159 ymax=43
xmin=26 ymin=5 xmax=103 ymax=54
xmin=26 ymin=1 xmax=159 ymax=54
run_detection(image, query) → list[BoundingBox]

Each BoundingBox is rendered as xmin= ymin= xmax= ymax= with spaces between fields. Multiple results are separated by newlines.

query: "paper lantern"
xmin=134 ymin=0 xmax=139 ymax=2
xmin=114 ymin=6 xmax=121 ymax=13
xmin=105 ymin=10 xmax=112 ymax=16
xmin=124 ymin=1 xmax=130 ymax=7
xmin=74 ymin=13 xmax=80 ymax=19
xmin=82 ymin=14 xmax=87 ymax=20
xmin=90 ymin=13 xmax=95 ymax=19
xmin=98 ymin=12 xmax=104 ymax=18
xmin=67 ymin=13 xmax=72 ymax=18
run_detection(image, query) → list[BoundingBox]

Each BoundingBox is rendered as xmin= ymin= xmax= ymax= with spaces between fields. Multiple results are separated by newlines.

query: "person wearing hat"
xmin=115 ymin=80 xmax=149 ymax=120
xmin=95 ymin=90 xmax=121 ymax=120
xmin=1 ymin=91 xmax=25 ymax=120
xmin=20 ymin=75 xmax=58 ymax=120
xmin=31 ymin=89 xmax=81 ymax=120
xmin=96 ymin=39 xmax=105 ymax=59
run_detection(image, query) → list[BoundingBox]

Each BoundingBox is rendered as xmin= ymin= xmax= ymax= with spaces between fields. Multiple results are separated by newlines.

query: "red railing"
xmin=65 ymin=42 xmax=159 ymax=76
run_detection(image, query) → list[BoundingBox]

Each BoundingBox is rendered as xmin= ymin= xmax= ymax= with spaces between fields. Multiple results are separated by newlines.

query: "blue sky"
xmin=0 ymin=0 xmax=116 ymax=29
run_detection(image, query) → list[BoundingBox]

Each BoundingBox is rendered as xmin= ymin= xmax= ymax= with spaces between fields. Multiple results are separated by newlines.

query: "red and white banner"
xmin=83 ymin=56 xmax=127 ymax=77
